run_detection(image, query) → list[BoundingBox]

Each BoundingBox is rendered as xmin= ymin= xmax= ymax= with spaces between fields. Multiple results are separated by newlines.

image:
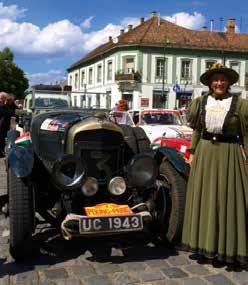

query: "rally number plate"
xmin=79 ymin=215 xmax=143 ymax=234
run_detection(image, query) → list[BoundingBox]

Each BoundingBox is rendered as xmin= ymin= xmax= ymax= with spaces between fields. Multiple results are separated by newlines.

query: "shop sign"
xmin=141 ymin=98 xmax=149 ymax=107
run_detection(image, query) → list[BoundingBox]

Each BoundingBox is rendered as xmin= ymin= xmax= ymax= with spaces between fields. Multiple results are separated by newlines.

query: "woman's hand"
xmin=188 ymin=154 xmax=194 ymax=166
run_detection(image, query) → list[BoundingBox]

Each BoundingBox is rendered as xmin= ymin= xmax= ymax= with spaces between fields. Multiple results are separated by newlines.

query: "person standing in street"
xmin=182 ymin=63 xmax=248 ymax=267
xmin=0 ymin=92 xmax=16 ymax=157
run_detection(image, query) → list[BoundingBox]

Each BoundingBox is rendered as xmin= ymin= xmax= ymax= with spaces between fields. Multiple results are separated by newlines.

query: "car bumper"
xmin=61 ymin=211 xmax=152 ymax=240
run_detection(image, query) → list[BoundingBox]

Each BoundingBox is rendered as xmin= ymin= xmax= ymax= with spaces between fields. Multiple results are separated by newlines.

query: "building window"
xmin=124 ymin=57 xmax=135 ymax=74
xmin=73 ymin=96 xmax=77 ymax=106
xmin=230 ymin=61 xmax=240 ymax=84
xmin=87 ymin=95 xmax=92 ymax=108
xmin=107 ymin=61 xmax=113 ymax=81
xmin=75 ymin=73 xmax=78 ymax=89
xmin=230 ymin=61 xmax=239 ymax=73
xmin=69 ymin=75 xmax=72 ymax=86
xmin=80 ymin=95 xmax=86 ymax=108
xmin=106 ymin=91 xmax=111 ymax=109
xmin=97 ymin=65 xmax=102 ymax=83
xmin=156 ymin=58 xmax=167 ymax=78
xmin=205 ymin=60 xmax=217 ymax=71
xmin=81 ymin=70 xmax=85 ymax=87
xmin=153 ymin=91 xmax=168 ymax=108
xmin=181 ymin=59 xmax=191 ymax=79
xmin=88 ymin=68 xmax=93 ymax=85
xmin=96 ymin=94 xmax=100 ymax=108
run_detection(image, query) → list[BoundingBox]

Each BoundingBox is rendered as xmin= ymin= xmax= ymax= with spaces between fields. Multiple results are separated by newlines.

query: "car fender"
xmin=8 ymin=146 xmax=34 ymax=178
xmin=155 ymin=146 xmax=190 ymax=178
xmin=6 ymin=129 xmax=20 ymax=150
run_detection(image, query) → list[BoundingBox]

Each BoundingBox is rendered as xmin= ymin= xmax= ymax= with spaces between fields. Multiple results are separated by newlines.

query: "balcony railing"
xmin=115 ymin=70 xmax=141 ymax=82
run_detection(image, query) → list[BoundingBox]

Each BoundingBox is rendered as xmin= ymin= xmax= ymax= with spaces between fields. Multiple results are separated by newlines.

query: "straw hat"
xmin=200 ymin=63 xmax=239 ymax=86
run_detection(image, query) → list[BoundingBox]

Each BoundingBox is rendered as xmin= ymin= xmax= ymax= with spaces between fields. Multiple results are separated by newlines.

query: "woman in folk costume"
xmin=182 ymin=63 xmax=248 ymax=266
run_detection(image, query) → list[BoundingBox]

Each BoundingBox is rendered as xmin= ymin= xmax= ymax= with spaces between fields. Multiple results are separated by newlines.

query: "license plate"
xmin=84 ymin=203 xmax=133 ymax=216
xmin=79 ymin=215 xmax=143 ymax=234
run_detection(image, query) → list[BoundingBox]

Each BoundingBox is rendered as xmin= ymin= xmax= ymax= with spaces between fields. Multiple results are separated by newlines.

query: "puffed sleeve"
xmin=239 ymin=98 xmax=248 ymax=156
xmin=188 ymin=97 xmax=202 ymax=152
xmin=188 ymin=97 xmax=201 ymax=130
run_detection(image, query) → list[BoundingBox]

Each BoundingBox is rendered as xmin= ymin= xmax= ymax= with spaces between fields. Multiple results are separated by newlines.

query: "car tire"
xmin=119 ymin=125 xmax=138 ymax=155
xmin=132 ymin=127 xmax=151 ymax=153
xmin=156 ymin=160 xmax=187 ymax=244
xmin=8 ymin=168 xmax=35 ymax=260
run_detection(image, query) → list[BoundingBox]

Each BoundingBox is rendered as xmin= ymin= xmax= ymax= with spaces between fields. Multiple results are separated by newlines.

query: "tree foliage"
xmin=0 ymin=47 xmax=29 ymax=99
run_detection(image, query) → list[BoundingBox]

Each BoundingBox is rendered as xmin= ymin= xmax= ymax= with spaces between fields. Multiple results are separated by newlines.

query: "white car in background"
xmin=128 ymin=109 xmax=193 ymax=143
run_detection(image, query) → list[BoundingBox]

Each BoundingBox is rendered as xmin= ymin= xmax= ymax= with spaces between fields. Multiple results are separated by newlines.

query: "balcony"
xmin=115 ymin=70 xmax=141 ymax=82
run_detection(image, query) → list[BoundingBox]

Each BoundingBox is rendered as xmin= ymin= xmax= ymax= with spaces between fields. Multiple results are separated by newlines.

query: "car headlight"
xmin=53 ymin=155 xmax=86 ymax=189
xmin=108 ymin=177 xmax=126 ymax=196
xmin=81 ymin=177 xmax=98 ymax=197
xmin=127 ymin=154 xmax=158 ymax=188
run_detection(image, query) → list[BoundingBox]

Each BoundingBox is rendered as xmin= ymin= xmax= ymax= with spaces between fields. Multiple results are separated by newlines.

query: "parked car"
xmin=128 ymin=109 xmax=193 ymax=143
xmin=152 ymin=132 xmax=191 ymax=160
xmin=23 ymin=92 xmax=71 ymax=113
xmin=5 ymin=108 xmax=189 ymax=260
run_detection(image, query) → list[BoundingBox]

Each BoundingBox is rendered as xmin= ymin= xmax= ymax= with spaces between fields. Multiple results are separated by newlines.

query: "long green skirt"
xmin=182 ymin=139 xmax=248 ymax=264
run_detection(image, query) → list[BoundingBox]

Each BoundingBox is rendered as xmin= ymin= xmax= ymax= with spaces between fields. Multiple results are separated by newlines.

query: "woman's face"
xmin=210 ymin=73 xmax=229 ymax=96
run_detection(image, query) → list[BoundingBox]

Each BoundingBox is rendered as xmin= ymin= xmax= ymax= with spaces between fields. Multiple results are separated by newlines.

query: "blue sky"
xmin=1 ymin=0 xmax=248 ymax=86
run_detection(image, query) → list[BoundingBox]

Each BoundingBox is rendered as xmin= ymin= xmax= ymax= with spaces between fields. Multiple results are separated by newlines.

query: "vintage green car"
xmin=6 ymin=109 xmax=189 ymax=260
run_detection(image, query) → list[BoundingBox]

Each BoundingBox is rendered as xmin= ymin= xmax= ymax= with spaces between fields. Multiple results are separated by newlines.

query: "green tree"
xmin=0 ymin=47 xmax=29 ymax=99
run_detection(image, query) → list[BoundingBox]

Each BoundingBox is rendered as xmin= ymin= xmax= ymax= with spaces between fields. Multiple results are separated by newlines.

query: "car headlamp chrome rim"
xmin=81 ymin=177 xmax=98 ymax=197
xmin=53 ymin=155 xmax=86 ymax=189
xmin=127 ymin=154 xmax=158 ymax=188
xmin=108 ymin=177 xmax=126 ymax=196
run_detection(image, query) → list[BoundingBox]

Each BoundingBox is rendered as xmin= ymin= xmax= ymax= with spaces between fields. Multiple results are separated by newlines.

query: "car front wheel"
xmin=155 ymin=160 xmax=187 ymax=244
xmin=8 ymin=168 xmax=35 ymax=260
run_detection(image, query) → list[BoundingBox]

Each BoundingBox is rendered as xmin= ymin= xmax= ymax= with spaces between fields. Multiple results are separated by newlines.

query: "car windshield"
xmin=34 ymin=97 xmax=69 ymax=108
xmin=141 ymin=112 xmax=181 ymax=125
xmin=109 ymin=111 xmax=135 ymax=126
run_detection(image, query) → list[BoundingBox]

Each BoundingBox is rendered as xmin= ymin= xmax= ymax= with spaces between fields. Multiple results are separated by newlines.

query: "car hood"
xmin=140 ymin=124 xmax=192 ymax=143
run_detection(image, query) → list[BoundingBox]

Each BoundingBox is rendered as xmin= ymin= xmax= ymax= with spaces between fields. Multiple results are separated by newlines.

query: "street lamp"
xmin=162 ymin=37 xmax=170 ymax=108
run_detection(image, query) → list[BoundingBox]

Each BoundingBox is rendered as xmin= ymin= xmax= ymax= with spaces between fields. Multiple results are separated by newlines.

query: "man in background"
xmin=0 ymin=92 xmax=17 ymax=157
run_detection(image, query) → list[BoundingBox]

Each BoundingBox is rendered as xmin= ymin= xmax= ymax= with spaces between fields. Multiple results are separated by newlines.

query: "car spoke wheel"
xmin=8 ymin=168 xmax=35 ymax=260
xmin=156 ymin=160 xmax=187 ymax=244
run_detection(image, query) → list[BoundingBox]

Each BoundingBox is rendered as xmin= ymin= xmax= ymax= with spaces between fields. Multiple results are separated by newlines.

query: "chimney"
xmin=140 ymin=17 xmax=145 ymax=24
xmin=226 ymin=18 xmax=235 ymax=33
xmin=150 ymin=11 xmax=157 ymax=18
xmin=210 ymin=19 xmax=214 ymax=32
xmin=128 ymin=24 xmax=133 ymax=31
xmin=120 ymin=29 xmax=124 ymax=35
xmin=109 ymin=36 xmax=113 ymax=42
xmin=201 ymin=26 xmax=208 ymax=31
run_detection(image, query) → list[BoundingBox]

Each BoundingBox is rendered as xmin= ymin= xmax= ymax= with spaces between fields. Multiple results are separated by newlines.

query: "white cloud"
xmin=32 ymin=20 xmax=84 ymax=55
xmin=121 ymin=17 xmax=140 ymax=28
xmin=163 ymin=12 xmax=206 ymax=30
xmin=27 ymin=69 xmax=66 ymax=85
xmin=0 ymin=18 xmax=85 ymax=56
xmin=80 ymin=16 xmax=94 ymax=29
xmin=0 ymin=3 xmax=207 ymax=63
xmin=82 ymin=23 xmax=122 ymax=51
xmin=0 ymin=2 xmax=27 ymax=20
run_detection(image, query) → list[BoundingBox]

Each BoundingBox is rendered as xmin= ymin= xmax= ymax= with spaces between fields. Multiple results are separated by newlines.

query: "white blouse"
xmin=205 ymin=95 xmax=232 ymax=134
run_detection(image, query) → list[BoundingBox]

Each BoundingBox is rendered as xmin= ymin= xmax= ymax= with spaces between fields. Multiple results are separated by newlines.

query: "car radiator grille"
xmin=74 ymin=130 xmax=124 ymax=184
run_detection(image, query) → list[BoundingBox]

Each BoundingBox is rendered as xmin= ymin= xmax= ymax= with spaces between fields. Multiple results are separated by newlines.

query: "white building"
xmin=68 ymin=12 xmax=248 ymax=109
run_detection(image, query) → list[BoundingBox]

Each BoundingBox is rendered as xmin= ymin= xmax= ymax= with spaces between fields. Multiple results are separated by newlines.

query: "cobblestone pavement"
xmin=0 ymin=158 xmax=247 ymax=285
